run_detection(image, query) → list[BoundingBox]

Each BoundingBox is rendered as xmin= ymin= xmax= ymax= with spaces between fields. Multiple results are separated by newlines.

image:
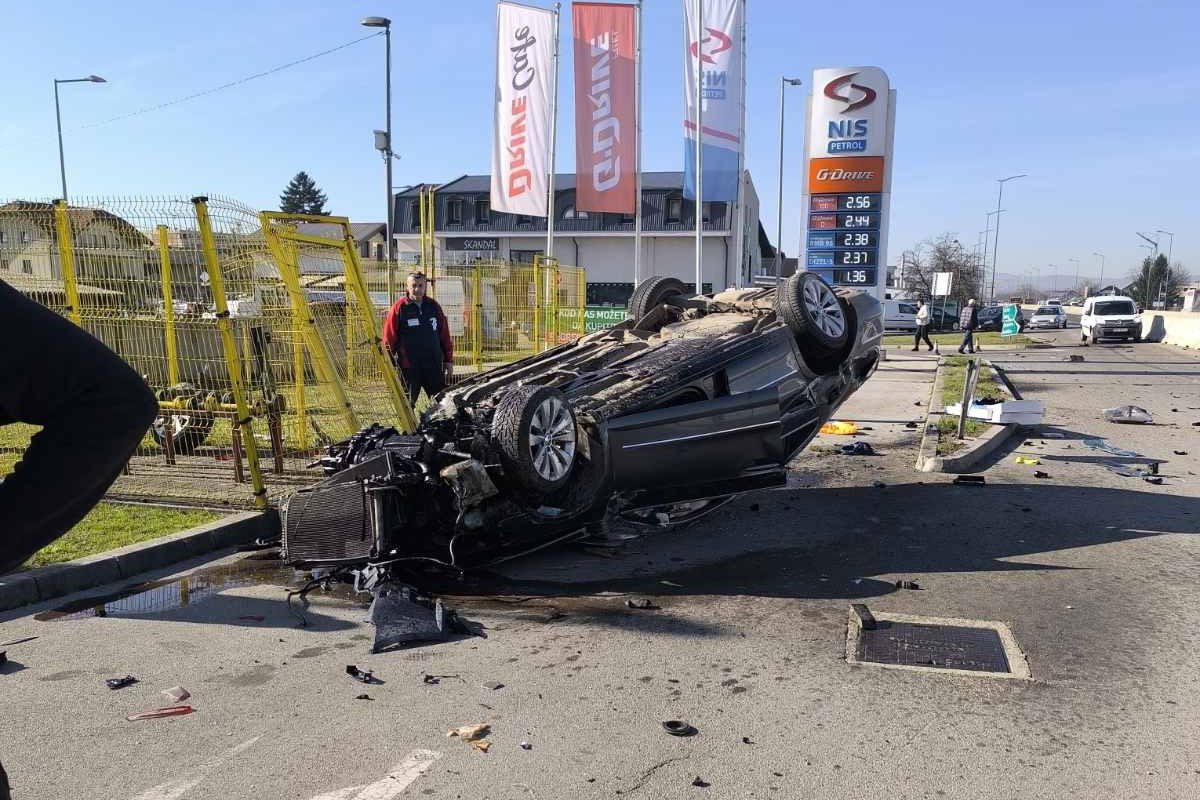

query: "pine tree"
xmin=279 ymin=171 xmax=329 ymax=215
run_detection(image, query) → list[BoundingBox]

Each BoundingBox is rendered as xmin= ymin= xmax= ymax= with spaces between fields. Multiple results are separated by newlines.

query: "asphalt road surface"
xmin=1 ymin=331 xmax=1197 ymax=800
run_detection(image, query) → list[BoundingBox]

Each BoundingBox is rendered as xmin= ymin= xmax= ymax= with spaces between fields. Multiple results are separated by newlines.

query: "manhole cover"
xmin=845 ymin=609 xmax=1030 ymax=679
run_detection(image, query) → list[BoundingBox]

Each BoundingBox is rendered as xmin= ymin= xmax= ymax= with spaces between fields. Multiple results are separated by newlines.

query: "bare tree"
xmin=899 ymin=233 xmax=982 ymax=303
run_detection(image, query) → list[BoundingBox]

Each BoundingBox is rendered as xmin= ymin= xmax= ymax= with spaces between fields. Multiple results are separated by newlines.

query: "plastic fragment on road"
xmin=1033 ymin=470 xmax=1050 ymax=479
xmin=520 ymin=741 xmax=532 ymax=750
xmin=106 ymin=675 xmax=137 ymax=690
xmin=1014 ymin=456 xmax=1041 ymax=465
xmin=162 ymin=686 xmax=190 ymax=703
xmin=1144 ymin=476 xmax=1164 ymax=485
xmin=626 ymin=598 xmax=659 ymax=610
xmin=819 ymin=421 xmax=858 ymax=435
xmin=662 ymin=720 xmax=698 ymax=737
xmin=660 ymin=580 xmax=683 ymax=588
xmin=345 ymin=665 xmax=379 ymax=684
xmin=1083 ymin=439 xmax=1139 ymax=458
xmin=471 ymin=740 xmax=491 ymax=753
xmin=840 ymin=441 xmax=875 ymax=456
xmin=448 ymin=723 xmax=490 ymax=742
xmin=692 ymin=777 xmax=712 ymax=788
xmin=125 ymin=705 xmax=194 ymax=722
xmin=944 ymin=400 xmax=1043 ymax=425
xmin=1102 ymin=405 xmax=1153 ymax=424
xmin=952 ymin=475 xmax=986 ymax=486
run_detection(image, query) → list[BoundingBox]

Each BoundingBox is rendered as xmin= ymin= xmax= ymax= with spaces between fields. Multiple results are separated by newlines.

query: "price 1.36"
xmin=833 ymin=267 xmax=877 ymax=285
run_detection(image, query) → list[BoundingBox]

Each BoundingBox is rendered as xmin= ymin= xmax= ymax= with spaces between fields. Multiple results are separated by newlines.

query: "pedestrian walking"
xmin=382 ymin=272 xmax=455 ymax=405
xmin=913 ymin=298 xmax=934 ymax=351
xmin=958 ymin=298 xmax=980 ymax=354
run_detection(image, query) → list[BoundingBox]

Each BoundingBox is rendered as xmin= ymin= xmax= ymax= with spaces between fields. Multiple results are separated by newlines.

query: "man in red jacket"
xmin=382 ymin=271 xmax=454 ymax=404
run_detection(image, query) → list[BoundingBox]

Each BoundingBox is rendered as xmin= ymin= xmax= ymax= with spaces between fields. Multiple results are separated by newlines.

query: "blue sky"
xmin=2 ymin=0 xmax=1197 ymax=287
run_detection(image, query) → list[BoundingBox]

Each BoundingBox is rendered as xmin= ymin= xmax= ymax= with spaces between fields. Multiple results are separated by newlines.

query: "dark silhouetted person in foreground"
xmin=0 ymin=279 xmax=157 ymax=576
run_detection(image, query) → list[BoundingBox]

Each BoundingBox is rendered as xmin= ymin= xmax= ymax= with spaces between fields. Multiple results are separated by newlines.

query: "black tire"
xmin=627 ymin=276 xmax=688 ymax=322
xmin=774 ymin=272 xmax=851 ymax=358
xmin=151 ymin=412 xmax=214 ymax=455
xmin=492 ymin=384 xmax=577 ymax=495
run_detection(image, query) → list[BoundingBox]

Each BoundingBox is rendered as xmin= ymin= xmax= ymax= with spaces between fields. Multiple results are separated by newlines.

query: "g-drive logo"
xmin=690 ymin=27 xmax=731 ymax=100
xmin=823 ymin=72 xmax=876 ymax=154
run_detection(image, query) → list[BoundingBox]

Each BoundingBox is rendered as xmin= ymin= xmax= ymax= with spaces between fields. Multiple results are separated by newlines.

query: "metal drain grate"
xmin=846 ymin=609 xmax=1031 ymax=679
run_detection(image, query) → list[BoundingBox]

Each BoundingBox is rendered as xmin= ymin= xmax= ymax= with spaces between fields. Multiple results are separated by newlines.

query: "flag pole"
xmin=693 ymin=0 xmax=704 ymax=296
xmin=545 ymin=2 xmax=561 ymax=261
xmin=732 ymin=0 xmax=746 ymax=288
xmin=633 ymin=0 xmax=643 ymax=288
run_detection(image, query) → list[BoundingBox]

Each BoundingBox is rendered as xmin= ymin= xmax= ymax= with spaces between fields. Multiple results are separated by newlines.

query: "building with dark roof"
xmin=391 ymin=171 xmax=767 ymax=305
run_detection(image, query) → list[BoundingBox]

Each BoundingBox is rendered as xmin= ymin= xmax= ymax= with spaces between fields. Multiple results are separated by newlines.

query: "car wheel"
xmin=627 ymin=276 xmax=688 ymax=323
xmin=492 ymin=384 xmax=577 ymax=495
xmin=151 ymin=412 xmax=215 ymax=455
xmin=775 ymin=273 xmax=851 ymax=358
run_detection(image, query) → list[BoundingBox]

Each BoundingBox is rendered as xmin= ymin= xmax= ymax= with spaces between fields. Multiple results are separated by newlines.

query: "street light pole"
xmin=53 ymin=75 xmax=106 ymax=202
xmin=989 ymin=173 xmax=1026 ymax=303
xmin=1092 ymin=251 xmax=1106 ymax=295
xmin=775 ymin=77 xmax=802 ymax=278
xmin=362 ymin=16 xmax=394 ymax=298
xmin=1068 ymin=257 xmax=1080 ymax=295
xmin=1156 ymin=229 xmax=1175 ymax=264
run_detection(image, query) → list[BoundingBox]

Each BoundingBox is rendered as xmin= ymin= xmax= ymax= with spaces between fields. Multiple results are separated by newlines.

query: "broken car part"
xmin=105 ymin=675 xmax=137 ymax=690
xmin=662 ymin=720 xmax=698 ymax=737
xmin=125 ymin=705 xmax=194 ymax=722
xmin=345 ymin=665 xmax=378 ymax=684
xmin=1102 ymin=405 xmax=1153 ymax=424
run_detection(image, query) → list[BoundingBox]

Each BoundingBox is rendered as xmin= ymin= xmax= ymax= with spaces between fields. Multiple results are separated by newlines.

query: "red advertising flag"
xmin=572 ymin=2 xmax=636 ymax=213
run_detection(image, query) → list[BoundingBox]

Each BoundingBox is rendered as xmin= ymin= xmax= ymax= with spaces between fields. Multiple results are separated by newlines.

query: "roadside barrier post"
xmin=51 ymin=199 xmax=82 ymax=326
xmin=155 ymin=225 xmax=180 ymax=385
xmin=192 ymin=196 xmax=268 ymax=509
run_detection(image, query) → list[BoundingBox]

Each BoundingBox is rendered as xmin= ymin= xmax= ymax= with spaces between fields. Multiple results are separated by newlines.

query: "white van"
xmin=1080 ymin=295 xmax=1141 ymax=344
xmin=882 ymin=298 xmax=919 ymax=331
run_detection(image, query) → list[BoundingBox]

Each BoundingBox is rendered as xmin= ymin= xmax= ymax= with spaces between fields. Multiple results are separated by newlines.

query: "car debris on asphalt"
xmin=662 ymin=720 xmax=698 ymax=737
xmin=840 ymin=441 xmax=875 ymax=456
xmin=481 ymin=681 xmax=505 ymax=691
xmin=626 ymin=598 xmax=660 ymax=610
xmin=125 ymin=705 xmax=194 ymax=722
xmin=161 ymin=686 xmax=190 ymax=703
xmin=520 ymin=741 xmax=532 ymax=750
xmin=692 ymin=777 xmax=712 ymax=788
xmin=345 ymin=665 xmax=380 ymax=684
xmin=105 ymin=675 xmax=137 ymax=690
xmin=448 ymin=723 xmax=490 ymax=742
xmin=422 ymin=673 xmax=461 ymax=685
xmin=1015 ymin=456 xmax=1041 ymax=465
xmin=354 ymin=694 xmax=373 ymax=701
xmin=1034 ymin=470 xmax=1051 ymax=479
xmin=820 ymin=421 xmax=859 ymax=435
xmin=1102 ymin=405 xmax=1153 ymax=424
xmin=1084 ymin=438 xmax=1140 ymax=457
xmin=953 ymin=475 xmax=986 ymax=486
xmin=894 ymin=580 xmax=921 ymax=590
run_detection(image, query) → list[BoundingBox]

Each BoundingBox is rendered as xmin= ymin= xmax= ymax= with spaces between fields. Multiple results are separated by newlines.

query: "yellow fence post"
xmin=532 ymin=256 xmax=542 ymax=352
xmin=471 ymin=263 xmax=483 ymax=375
xmin=552 ymin=260 xmax=561 ymax=344
xmin=155 ymin=225 xmax=180 ymax=385
xmin=192 ymin=197 xmax=268 ymax=510
xmin=339 ymin=231 xmax=418 ymax=433
xmin=258 ymin=215 xmax=359 ymax=440
xmin=52 ymin=200 xmax=82 ymax=326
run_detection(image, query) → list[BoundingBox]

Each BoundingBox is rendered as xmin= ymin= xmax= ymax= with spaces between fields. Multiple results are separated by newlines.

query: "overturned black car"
xmin=282 ymin=273 xmax=883 ymax=572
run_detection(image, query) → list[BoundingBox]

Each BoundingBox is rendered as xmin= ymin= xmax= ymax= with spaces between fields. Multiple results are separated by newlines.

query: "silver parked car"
xmin=1027 ymin=305 xmax=1067 ymax=329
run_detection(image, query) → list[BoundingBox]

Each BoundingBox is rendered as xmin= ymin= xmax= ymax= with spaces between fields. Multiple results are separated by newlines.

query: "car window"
xmin=1035 ymin=307 xmax=1056 ymax=315
xmin=1094 ymin=301 xmax=1135 ymax=316
xmin=898 ymin=303 xmax=917 ymax=314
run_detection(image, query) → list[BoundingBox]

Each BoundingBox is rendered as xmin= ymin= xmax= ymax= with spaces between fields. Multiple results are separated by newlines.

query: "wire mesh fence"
xmin=0 ymin=197 xmax=586 ymax=509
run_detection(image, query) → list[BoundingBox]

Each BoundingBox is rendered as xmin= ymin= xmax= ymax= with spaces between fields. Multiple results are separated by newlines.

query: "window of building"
xmin=665 ymin=196 xmax=682 ymax=224
xmin=408 ymin=200 xmax=420 ymax=228
xmin=562 ymin=205 xmax=589 ymax=220
xmin=446 ymin=198 xmax=464 ymax=226
xmin=22 ymin=259 xmax=33 ymax=274
xmin=516 ymin=215 xmax=533 ymax=228
xmin=702 ymin=202 xmax=713 ymax=224
xmin=374 ymin=243 xmax=384 ymax=260
xmin=21 ymin=231 xmax=32 ymax=244
xmin=475 ymin=199 xmax=490 ymax=225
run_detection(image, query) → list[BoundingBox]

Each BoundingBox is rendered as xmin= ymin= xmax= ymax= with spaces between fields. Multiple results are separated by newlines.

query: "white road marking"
xmin=129 ymin=736 xmax=262 ymax=800
xmin=308 ymin=750 xmax=442 ymax=800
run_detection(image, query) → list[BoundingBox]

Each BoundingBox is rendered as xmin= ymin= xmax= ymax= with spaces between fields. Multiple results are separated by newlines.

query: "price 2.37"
xmin=838 ymin=250 xmax=876 ymax=266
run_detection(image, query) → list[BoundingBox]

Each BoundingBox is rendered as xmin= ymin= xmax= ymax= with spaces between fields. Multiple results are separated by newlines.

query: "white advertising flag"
xmin=491 ymin=1 xmax=556 ymax=217
xmin=682 ymin=0 xmax=743 ymax=201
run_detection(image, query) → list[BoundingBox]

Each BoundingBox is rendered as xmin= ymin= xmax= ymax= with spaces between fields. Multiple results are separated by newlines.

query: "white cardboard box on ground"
xmin=944 ymin=399 xmax=1044 ymax=425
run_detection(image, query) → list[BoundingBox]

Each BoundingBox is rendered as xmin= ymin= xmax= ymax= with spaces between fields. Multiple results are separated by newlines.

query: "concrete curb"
xmin=916 ymin=358 xmax=1022 ymax=473
xmin=0 ymin=509 xmax=279 ymax=613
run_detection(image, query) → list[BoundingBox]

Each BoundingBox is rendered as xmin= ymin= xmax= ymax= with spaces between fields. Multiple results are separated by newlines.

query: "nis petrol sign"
xmin=808 ymin=67 xmax=890 ymax=158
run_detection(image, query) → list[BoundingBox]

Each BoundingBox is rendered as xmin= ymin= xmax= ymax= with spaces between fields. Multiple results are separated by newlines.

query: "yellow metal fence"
xmin=0 ymin=196 xmax=585 ymax=508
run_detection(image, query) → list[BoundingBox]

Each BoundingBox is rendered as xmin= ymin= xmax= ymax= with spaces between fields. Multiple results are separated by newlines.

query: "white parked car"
xmin=1080 ymin=295 xmax=1141 ymax=344
xmin=1027 ymin=305 xmax=1067 ymax=330
xmin=882 ymin=299 xmax=918 ymax=331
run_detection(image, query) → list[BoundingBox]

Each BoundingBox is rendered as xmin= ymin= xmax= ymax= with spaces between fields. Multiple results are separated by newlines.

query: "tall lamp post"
xmin=1092 ymin=251 xmax=1106 ymax=295
xmin=1156 ymin=229 xmax=1175 ymax=264
xmin=54 ymin=75 xmax=106 ymax=202
xmin=362 ymin=15 xmax=394 ymax=298
xmin=989 ymin=173 xmax=1026 ymax=302
xmin=1156 ymin=230 xmax=1175 ymax=306
xmin=1068 ymin=257 xmax=1080 ymax=295
xmin=774 ymin=77 xmax=802 ymax=278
